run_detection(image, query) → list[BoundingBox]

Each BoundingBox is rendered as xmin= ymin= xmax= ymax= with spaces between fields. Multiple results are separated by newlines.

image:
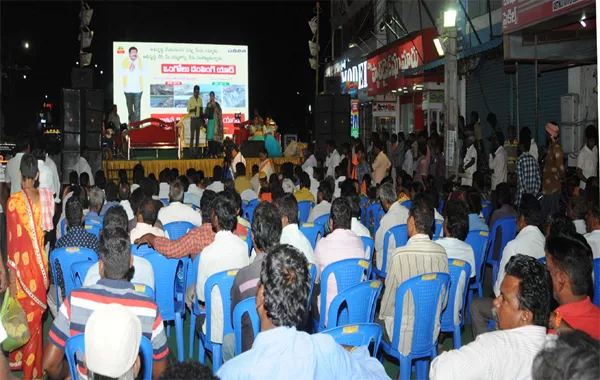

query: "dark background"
xmin=1 ymin=1 xmax=331 ymax=141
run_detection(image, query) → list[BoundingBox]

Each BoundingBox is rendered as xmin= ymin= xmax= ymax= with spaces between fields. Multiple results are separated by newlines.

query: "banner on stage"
xmin=113 ymin=42 xmax=249 ymax=134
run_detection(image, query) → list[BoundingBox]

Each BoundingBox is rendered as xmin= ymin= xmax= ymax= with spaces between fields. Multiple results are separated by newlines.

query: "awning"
xmin=399 ymin=37 xmax=503 ymax=77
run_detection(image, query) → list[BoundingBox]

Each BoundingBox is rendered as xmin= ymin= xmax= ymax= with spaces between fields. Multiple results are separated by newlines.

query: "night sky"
xmin=1 ymin=1 xmax=330 ymax=140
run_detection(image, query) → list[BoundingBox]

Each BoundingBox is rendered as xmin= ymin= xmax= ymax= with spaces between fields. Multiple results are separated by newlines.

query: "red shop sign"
xmin=502 ymin=0 xmax=594 ymax=34
xmin=367 ymin=28 xmax=438 ymax=97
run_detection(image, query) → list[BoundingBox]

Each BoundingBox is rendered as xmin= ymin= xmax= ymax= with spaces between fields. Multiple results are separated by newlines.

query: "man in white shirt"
xmin=230 ymin=145 xmax=246 ymax=176
xmin=130 ymin=197 xmax=165 ymax=243
xmin=347 ymin=193 xmax=371 ymax=238
xmin=585 ymin=203 xmax=600 ymax=259
xmin=206 ymin=166 xmax=225 ymax=193
xmin=374 ymin=182 xmax=409 ymax=273
xmin=567 ymin=196 xmax=588 ymax=235
xmin=461 ymin=133 xmax=477 ymax=186
xmin=307 ymin=180 xmax=333 ymax=223
xmin=118 ymin=182 xmax=135 ymax=221
xmin=121 ymin=46 xmax=145 ymax=123
xmin=470 ymin=194 xmax=546 ymax=337
xmin=530 ymin=137 xmax=539 ymax=161
xmin=157 ymin=180 xmax=203 ymax=228
xmin=275 ymin=194 xmax=316 ymax=265
xmin=73 ymin=147 xmax=95 ymax=186
xmin=488 ymin=131 xmax=507 ymax=191
xmin=577 ymin=125 xmax=598 ymax=191
xmin=4 ymin=140 xmax=30 ymax=195
xmin=302 ymin=144 xmax=317 ymax=172
xmin=184 ymin=171 xmax=205 ymax=207
xmin=158 ymin=168 xmax=170 ymax=199
xmin=430 ymin=254 xmax=551 ymax=380
xmin=435 ymin=200 xmax=476 ymax=278
xmin=309 ymin=167 xmax=323 ymax=203
xmin=324 ymin=140 xmax=341 ymax=179
xmin=196 ymin=192 xmax=249 ymax=345
xmin=44 ymin=154 xmax=61 ymax=203
xmin=402 ymin=143 xmax=414 ymax=176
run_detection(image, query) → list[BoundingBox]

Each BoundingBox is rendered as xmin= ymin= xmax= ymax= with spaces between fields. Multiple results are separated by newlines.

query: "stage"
xmin=102 ymin=157 xmax=302 ymax=182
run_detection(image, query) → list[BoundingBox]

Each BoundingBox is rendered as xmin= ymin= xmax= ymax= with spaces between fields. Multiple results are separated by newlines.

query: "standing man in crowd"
xmin=488 ymin=131 xmax=507 ymax=192
xmin=325 ymin=140 xmax=341 ymax=179
xmin=372 ymin=140 xmax=391 ymax=185
xmin=541 ymin=121 xmax=565 ymax=216
xmin=516 ymin=128 xmax=540 ymax=207
xmin=576 ymin=125 xmax=598 ymax=194
xmin=188 ymin=85 xmax=203 ymax=158
xmin=504 ymin=125 xmax=518 ymax=183
xmin=121 ymin=46 xmax=145 ymax=123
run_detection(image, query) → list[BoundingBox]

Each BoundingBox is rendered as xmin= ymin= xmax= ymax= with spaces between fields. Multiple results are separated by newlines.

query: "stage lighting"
xmin=433 ymin=38 xmax=444 ymax=56
xmin=444 ymin=9 xmax=457 ymax=27
xmin=580 ymin=16 xmax=587 ymax=27
xmin=308 ymin=17 xmax=317 ymax=35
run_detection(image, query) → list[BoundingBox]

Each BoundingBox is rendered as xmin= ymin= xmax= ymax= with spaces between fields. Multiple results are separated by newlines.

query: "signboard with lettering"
xmin=502 ymin=0 xmax=594 ymax=34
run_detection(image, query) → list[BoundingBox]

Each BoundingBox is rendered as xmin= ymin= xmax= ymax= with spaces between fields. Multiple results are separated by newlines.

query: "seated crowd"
xmin=1 ymin=133 xmax=599 ymax=380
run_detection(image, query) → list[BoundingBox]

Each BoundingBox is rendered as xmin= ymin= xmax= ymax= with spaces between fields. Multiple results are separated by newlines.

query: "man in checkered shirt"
xmin=516 ymin=128 xmax=540 ymax=207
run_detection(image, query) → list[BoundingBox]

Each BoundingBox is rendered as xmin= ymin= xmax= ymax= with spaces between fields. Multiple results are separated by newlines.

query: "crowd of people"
xmin=0 ymin=115 xmax=599 ymax=379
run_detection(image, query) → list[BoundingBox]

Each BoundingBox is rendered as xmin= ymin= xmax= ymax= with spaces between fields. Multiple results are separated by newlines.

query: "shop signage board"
xmin=502 ymin=0 xmax=594 ymax=34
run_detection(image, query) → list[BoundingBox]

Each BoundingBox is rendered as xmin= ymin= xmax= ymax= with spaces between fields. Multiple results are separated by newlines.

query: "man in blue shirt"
xmin=217 ymin=245 xmax=389 ymax=379
xmin=464 ymin=187 xmax=489 ymax=232
xmin=84 ymin=186 xmax=104 ymax=227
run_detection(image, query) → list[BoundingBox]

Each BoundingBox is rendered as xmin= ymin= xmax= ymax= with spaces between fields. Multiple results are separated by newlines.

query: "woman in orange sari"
xmin=6 ymin=153 xmax=52 ymax=379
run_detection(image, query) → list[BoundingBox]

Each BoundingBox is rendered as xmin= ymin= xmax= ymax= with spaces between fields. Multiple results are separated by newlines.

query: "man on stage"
xmin=121 ymin=47 xmax=145 ymax=123
xmin=187 ymin=85 xmax=203 ymax=158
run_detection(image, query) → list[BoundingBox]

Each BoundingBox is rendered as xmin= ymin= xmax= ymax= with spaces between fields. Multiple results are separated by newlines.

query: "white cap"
xmin=85 ymin=303 xmax=142 ymax=378
xmin=282 ymin=178 xmax=295 ymax=194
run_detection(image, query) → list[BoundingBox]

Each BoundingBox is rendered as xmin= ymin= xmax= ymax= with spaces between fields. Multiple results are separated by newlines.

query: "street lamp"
xmin=100 ymin=70 xmax=103 ymax=74
xmin=433 ymin=38 xmax=444 ymax=56
xmin=24 ymin=42 xmax=29 ymax=49
xmin=443 ymin=9 xmax=457 ymax=27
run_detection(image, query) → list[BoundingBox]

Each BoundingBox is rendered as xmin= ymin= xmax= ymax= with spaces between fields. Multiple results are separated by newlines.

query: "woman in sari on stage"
xmin=249 ymin=117 xmax=264 ymax=141
xmin=206 ymin=91 xmax=224 ymax=158
xmin=263 ymin=118 xmax=282 ymax=158
xmin=6 ymin=153 xmax=53 ymax=379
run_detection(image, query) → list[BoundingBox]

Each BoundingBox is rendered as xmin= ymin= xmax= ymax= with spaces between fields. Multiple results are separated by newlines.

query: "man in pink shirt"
xmin=312 ymin=197 xmax=365 ymax=323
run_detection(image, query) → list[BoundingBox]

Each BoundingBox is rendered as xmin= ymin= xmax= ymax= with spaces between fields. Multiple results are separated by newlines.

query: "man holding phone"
xmin=187 ymin=85 xmax=203 ymax=158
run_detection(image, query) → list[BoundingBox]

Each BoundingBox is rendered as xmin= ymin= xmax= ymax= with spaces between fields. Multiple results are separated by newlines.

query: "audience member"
xmin=465 ymin=187 xmax=489 ymax=232
xmin=374 ymin=182 xmax=409 ymax=273
xmin=430 ymin=255 xmax=551 ymax=379
xmin=119 ymin=181 xmax=135 ymax=221
xmin=489 ymin=182 xmax=517 ymax=228
xmin=157 ymin=179 xmax=203 ymax=227
xmin=545 ymin=232 xmax=600 ymax=339
xmin=471 ymin=193 xmax=545 ymax=337
xmin=516 ymin=127 xmax=541 ymax=207
xmin=532 ymin=330 xmax=600 ymax=380
xmin=545 ymin=213 xmax=576 ymax=238
xmin=488 ymin=131 xmax=507 ymax=191
xmin=158 ymin=168 xmax=170 ymax=199
xmin=435 ymin=200 xmax=476 ymax=278
xmin=100 ymin=181 xmax=119 ymax=215
xmin=307 ymin=180 xmax=333 ymax=223
xmin=313 ymin=198 xmax=365 ymax=323
xmin=294 ymin=172 xmax=315 ymax=203
xmin=274 ymin=194 xmax=316 ymax=265
xmin=84 ymin=304 xmax=143 ymax=380
xmin=56 ymin=197 xmax=99 ymax=251
xmin=325 ymin=140 xmax=341 ymax=179
xmin=250 ymin=164 xmax=260 ymax=193
xmin=234 ymin=163 xmax=253 ymax=194
xmin=195 ymin=192 xmax=249 ymax=349
xmin=206 ymin=166 xmax=225 ymax=193
xmin=577 ymin=125 xmax=598 ymax=192
xmin=185 ymin=170 xmax=205 ymax=208
xmin=130 ymin=196 xmax=165 ymax=243
xmin=379 ymin=193 xmax=448 ymax=351
xmin=585 ymin=202 xmax=600 ymax=258
xmin=346 ymin=193 xmax=370 ymax=238
xmin=567 ymin=195 xmax=587 ymax=234
xmin=504 ymin=125 xmax=518 ymax=174
xmin=217 ymin=245 xmax=389 ymax=379
xmin=542 ymin=122 xmax=566 ymax=216
xmin=42 ymin=227 xmax=168 ymax=379
xmin=372 ymin=140 xmax=391 ymax=185
xmin=227 ymin=202 xmax=282 ymax=359
xmin=84 ymin=186 xmax=105 ymax=226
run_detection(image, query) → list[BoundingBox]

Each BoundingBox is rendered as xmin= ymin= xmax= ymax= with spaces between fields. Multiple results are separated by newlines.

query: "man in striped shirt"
xmin=42 ymin=227 xmax=169 ymax=379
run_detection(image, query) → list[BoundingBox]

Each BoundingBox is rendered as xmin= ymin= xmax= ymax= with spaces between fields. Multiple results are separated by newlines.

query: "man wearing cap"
xmin=84 ymin=304 xmax=143 ymax=380
xmin=542 ymin=121 xmax=565 ymax=216
xmin=42 ymin=227 xmax=169 ymax=379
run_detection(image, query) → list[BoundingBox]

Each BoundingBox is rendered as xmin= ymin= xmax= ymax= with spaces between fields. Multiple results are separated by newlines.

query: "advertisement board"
xmin=113 ymin=42 xmax=248 ymax=134
xmin=502 ymin=0 xmax=594 ymax=34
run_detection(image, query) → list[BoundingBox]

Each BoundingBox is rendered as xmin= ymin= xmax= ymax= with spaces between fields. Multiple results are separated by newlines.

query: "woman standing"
xmin=6 ymin=154 xmax=53 ymax=379
xmin=263 ymin=118 xmax=281 ymax=158
xmin=206 ymin=91 xmax=224 ymax=158
xmin=249 ymin=117 xmax=264 ymax=141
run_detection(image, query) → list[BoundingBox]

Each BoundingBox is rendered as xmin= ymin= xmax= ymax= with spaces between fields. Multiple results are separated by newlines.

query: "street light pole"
xmin=444 ymin=16 xmax=459 ymax=178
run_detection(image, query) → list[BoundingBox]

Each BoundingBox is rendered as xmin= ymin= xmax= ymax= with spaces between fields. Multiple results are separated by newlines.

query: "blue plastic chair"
xmin=243 ymin=199 xmax=259 ymax=224
xmin=593 ymin=258 xmax=600 ymax=307
xmin=239 ymin=230 xmax=253 ymax=256
xmin=50 ymin=247 xmax=98 ymax=311
xmin=143 ymin=251 xmax=186 ymax=361
xmin=131 ymin=244 xmax=157 ymax=257
xmin=321 ymin=323 xmax=382 ymax=358
xmin=360 ymin=198 xmax=369 ymax=224
xmin=314 ymin=213 xmax=331 ymax=235
xmin=538 ymin=257 xmax=546 ymax=264
xmin=325 ymin=280 xmax=382 ymax=330
xmin=197 ymin=269 xmax=239 ymax=374
xmin=440 ymin=260 xmax=471 ymax=349
xmin=365 ymin=203 xmax=385 ymax=235
xmin=132 ymin=283 xmax=155 ymax=299
xmin=71 ymin=260 xmax=95 ymax=288
xmin=188 ymin=255 xmax=202 ymax=358
xmin=315 ymin=258 xmax=371 ymax=332
xmin=163 ymin=221 xmax=195 ymax=240
xmin=438 ymin=198 xmax=445 ymax=214
xmin=65 ymin=334 xmax=154 ymax=380
xmin=432 ymin=221 xmax=443 ymax=241
xmin=185 ymin=203 xmax=199 ymax=211
xmin=465 ymin=229 xmax=490 ymax=323
xmin=299 ymin=223 xmax=324 ymax=249
xmin=487 ymin=217 xmax=517 ymax=285
xmin=233 ymin=296 xmax=260 ymax=356
xmin=401 ymin=200 xmax=412 ymax=210
xmin=160 ymin=198 xmax=170 ymax=206
xmin=308 ymin=263 xmax=317 ymax=314
xmin=361 ymin=236 xmax=375 ymax=262
xmin=481 ymin=200 xmax=492 ymax=223
xmin=60 ymin=219 xmax=67 ymax=236
xmin=381 ymin=272 xmax=451 ymax=380
xmin=84 ymin=224 xmax=101 ymax=238
xmin=298 ymin=200 xmax=314 ymax=224
xmin=373 ymin=224 xmax=408 ymax=279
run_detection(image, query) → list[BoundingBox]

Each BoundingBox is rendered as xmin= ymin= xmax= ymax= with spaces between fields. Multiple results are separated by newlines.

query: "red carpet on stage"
xmin=103 ymin=157 xmax=302 ymax=181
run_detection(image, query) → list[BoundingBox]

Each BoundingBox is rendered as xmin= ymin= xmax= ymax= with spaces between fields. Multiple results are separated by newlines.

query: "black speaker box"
xmin=71 ymin=68 xmax=93 ymax=89
xmin=62 ymin=89 xmax=81 ymax=133
xmin=85 ymin=89 xmax=103 ymax=111
xmin=240 ymin=141 xmax=265 ymax=158
xmin=324 ymin=76 xmax=342 ymax=95
xmin=314 ymin=94 xmax=351 ymax=152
